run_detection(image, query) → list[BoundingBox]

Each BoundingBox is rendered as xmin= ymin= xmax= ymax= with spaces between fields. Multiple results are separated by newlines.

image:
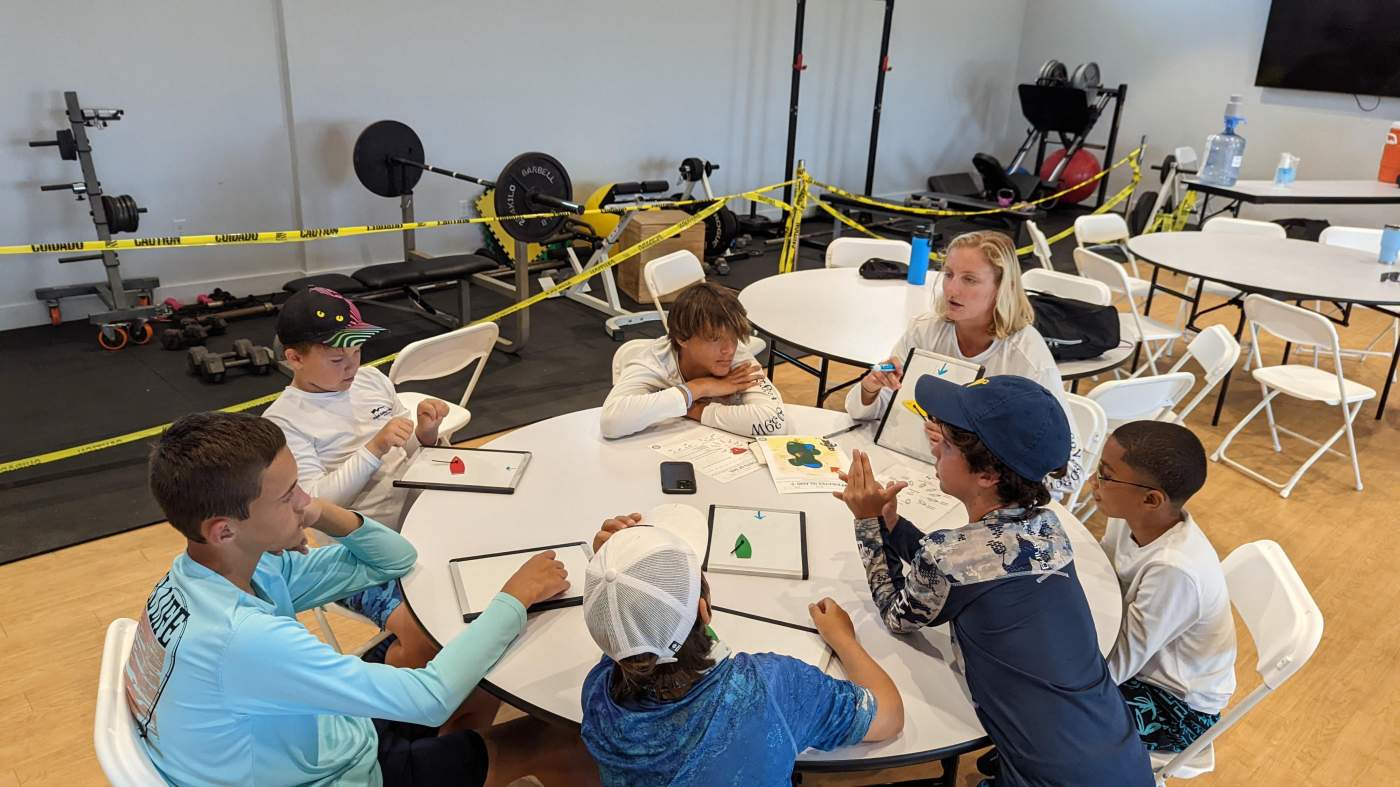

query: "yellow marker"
xmin=968 ymin=378 xmax=990 ymax=387
xmin=903 ymin=399 xmax=929 ymax=419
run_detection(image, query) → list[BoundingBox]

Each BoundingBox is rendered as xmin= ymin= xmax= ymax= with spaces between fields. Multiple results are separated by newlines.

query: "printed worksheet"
xmin=878 ymin=462 xmax=963 ymax=525
xmin=649 ymin=426 xmax=762 ymax=483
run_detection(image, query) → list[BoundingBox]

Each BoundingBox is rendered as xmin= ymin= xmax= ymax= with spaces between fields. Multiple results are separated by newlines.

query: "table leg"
xmin=1282 ymin=341 xmax=1292 ymax=365
xmin=1070 ymin=378 xmax=1081 ymax=394
xmin=766 ymin=335 xmax=777 ymax=379
xmin=816 ymin=357 xmax=829 ymax=406
xmin=1377 ymin=341 xmax=1400 ymax=420
xmin=1211 ymin=309 xmax=1248 ymax=426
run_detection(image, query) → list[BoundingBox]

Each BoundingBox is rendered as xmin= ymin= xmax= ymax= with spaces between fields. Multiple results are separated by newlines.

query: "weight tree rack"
xmin=30 ymin=90 xmax=157 ymax=349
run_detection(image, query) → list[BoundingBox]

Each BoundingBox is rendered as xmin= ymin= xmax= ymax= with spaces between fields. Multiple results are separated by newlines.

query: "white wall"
xmin=0 ymin=0 xmax=302 ymax=330
xmin=282 ymin=0 xmax=1029 ymax=273
xmin=1013 ymin=0 xmax=1400 ymax=227
xmin=0 ymin=0 xmax=1027 ymax=329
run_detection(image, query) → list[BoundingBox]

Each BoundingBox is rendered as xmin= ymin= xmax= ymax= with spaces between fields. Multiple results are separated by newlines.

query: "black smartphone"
xmin=659 ymin=461 xmax=697 ymax=494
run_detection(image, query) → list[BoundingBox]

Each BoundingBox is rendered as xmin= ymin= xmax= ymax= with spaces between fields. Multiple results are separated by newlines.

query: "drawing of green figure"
xmin=786 ymin=440 xmax=823 ymax=469
xmin=731 ymin=534 xmax=753 ymax=559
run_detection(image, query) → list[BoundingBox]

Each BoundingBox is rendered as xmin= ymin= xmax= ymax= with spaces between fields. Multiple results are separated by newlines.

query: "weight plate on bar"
xmin=56 ymin=129 xmax=77 ymax=161
xmin=353 ymin=120 xmax=424 ymax=198
xmin=1070 ymin=61 xmax=1101 ymax=92
xmin=1037 ymin=59 xmax=1067 ymax=86
xmin=493 ymin=152 xmax=574 ymax=243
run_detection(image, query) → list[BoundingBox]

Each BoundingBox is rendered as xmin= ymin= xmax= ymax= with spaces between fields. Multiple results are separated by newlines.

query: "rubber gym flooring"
xmin=0 ymin=211 xmax=1086 ymax=564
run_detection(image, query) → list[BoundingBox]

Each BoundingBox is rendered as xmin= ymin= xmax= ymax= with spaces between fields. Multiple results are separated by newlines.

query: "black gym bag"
xmin=859 ymin=257 xmax=908 ymax=279
xmin=1028 ymin=291 xmax=1122 ymax=361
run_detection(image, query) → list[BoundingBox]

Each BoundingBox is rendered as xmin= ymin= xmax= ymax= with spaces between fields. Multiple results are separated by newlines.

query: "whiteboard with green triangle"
xmin=703 ymin=504 xmax=808 ymax=579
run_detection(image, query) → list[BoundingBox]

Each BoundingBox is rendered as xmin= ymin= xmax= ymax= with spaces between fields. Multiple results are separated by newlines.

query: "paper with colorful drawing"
xmin=754 ymin=435 xmax=851 ymax=494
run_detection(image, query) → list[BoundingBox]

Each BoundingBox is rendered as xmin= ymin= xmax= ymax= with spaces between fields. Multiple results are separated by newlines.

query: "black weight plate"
xmin=353 ymin=120 xmax=424 ymax=198
xmin=718 ymin=206 xmax=739 ymax=249
xmin=120 ymin=195 xmax=140 ymax=233
xmin=702 ymin=213 xmax=723 ymax=257
xmin=1128 ymin=191 xmax=1158 ymax=236
xmin=56 ymin=129 xmax=77 ymax=161
xmin=493 ymin=152 xmax=573 ymax=243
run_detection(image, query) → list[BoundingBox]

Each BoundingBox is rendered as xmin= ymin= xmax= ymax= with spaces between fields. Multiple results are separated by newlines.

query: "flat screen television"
xmin=1255 ymin=0 xmax=1400 ymax=98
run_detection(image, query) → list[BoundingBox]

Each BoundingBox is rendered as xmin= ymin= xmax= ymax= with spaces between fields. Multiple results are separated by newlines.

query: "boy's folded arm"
xmin=600 ymin=368 xmax=686 ymax=438
xmin=699 ymin=377 xmax=787 ymax=436
xmin=281 ymin=518 xmax=418 ymax=611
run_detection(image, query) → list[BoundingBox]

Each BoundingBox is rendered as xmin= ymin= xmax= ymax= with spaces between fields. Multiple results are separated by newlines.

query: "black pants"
xmin=364 ymin=635 xmax=489 ymax=787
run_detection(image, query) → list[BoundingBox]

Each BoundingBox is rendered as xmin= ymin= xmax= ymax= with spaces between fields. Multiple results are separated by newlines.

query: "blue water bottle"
xmin=1380 ymin=224 xmax=1400 ymax=265
xmin=908 ymin=225 xmax=931 ymax=285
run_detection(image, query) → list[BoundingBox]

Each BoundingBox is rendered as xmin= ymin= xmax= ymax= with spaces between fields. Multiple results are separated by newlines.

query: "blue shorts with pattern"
xmin=1120 ymin=677 xmax=1220 ymax=753
xmin=339 ymin=580 xmax=404 ymax=629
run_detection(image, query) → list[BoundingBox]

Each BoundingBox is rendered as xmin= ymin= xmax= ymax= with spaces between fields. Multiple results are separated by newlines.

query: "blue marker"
xmin=871 ymin=362 xmax=897 ymax=373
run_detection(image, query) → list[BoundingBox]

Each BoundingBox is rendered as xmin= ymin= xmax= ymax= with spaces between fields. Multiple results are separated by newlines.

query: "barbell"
xmin=352 ymin=120 xmax=582 ymax=243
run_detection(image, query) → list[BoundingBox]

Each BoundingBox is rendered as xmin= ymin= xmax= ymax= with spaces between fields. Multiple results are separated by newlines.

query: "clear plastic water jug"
xmin=1198 ymin=94 xmax=1247 ymax=188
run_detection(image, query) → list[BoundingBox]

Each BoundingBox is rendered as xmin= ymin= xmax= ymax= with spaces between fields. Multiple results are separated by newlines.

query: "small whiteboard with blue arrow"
xmin=703 ymin=504 xmax=808 ymax=579
xmin=875 ymin=348 xmax=984 ymax=464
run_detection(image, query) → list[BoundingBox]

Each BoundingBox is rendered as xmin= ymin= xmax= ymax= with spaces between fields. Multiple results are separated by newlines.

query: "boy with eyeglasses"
xmin=1090 ymin=421 xmax=1236 ymax=754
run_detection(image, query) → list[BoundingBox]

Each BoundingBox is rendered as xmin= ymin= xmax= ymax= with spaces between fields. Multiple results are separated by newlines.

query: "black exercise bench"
xmin=283 ymin=253 xmax=496 ymax=331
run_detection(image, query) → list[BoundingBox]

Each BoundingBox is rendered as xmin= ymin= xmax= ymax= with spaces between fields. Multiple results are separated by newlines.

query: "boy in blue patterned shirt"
xmin=836 ymin=375 xmax=1152 ymax=787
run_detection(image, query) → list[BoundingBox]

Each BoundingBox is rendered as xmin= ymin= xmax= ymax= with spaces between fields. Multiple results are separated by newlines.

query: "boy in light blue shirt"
xmin=127 ymin=411 xmax=598 ymax=786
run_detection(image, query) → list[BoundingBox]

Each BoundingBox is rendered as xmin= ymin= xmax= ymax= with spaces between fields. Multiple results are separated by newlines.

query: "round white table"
xmin=400 ymin=406 xmax=1124 ymax=772
xmin=739 ymin=268 xmax=1133 ymax=403
xmin=1126 ymin=232 xmax=1400 ymax=420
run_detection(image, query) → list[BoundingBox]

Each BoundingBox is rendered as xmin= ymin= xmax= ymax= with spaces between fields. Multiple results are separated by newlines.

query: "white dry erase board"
xmin=393 ymin=446 xmax=531 ymax=494
xmin=449 ymin=541 xmax=591 ymax=622
xmin=874 ymin=348 xmax=984 ymax=463
xmin=703 ymin=504 xmax=808 ymax=580
xmin=709 ymin=607 xmax=832 ymax=671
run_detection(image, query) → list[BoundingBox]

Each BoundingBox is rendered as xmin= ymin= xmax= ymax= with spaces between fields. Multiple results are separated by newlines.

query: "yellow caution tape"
xmin=0 ymin=179 xmax=797 ymax=257
xmin=777 ymin=165 xmax=812 ymax=274
xmin=810 ymin=146 xmax=1143 ymax=218
xmin=808 ymin=156 xmax=1142 ymax=264
xmin=0 ymin=154 xmax=1149 ymax=475
xmin=0 ymin=193 xmax=739 ymax=475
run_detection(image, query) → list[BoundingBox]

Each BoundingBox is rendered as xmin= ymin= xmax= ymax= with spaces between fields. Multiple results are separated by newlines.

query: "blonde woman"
xmin=846 ymin=230 xmax=1083 ymax=491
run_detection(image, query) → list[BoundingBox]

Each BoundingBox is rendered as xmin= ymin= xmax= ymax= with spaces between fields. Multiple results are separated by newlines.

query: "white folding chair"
xmin=825 ymin=237 xmax=911 ymax=269
xmin=1162 ymin=217 xmax=1269 ymax=352
xmin=611 ymin=338 xmax=655 ymax=384
xmin=1073 ymin=213 xmax=1150 ymax=299
xmin=1202 ymin=216 xmax=1285 ymax=239
xmin=643 ymin=250 xmax=766 ymax=358
xmin=1160 ymin=325 xmax=1241 ymax=423
xmin=1076 ymin=248 xmax=1183 ymax=376
xmin=1024 ymin=220 xmax=1055 ymax=271
xmin=386 ymin=322 xmax=499 ymax=443
xmin=1198 ymin=217 xmax=1281 ymax=304
xmin=1086 ymin=372 xmax=1196 ymax=427
xmin=1318 ymin=226 xmax=1396 ymax=373
xmin=1023 ymin=268 xmax=1112 ymax=306
xmin=1212 ymin=295 xmax=1374 ymax=498
xmin=1063 ymin=393 xmax=1108 ymax=515
xmin=312 ymin=602 xmax=392 ymax=658
xmin=1153 ymin=540 xmax=1323 ymax=784
xmin=94 ymin=619 xmax=169 ymax=787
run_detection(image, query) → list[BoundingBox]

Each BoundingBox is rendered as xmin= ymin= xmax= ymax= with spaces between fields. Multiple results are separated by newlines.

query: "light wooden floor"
xmin=5 ymin=273 xmax=1398 ymax=786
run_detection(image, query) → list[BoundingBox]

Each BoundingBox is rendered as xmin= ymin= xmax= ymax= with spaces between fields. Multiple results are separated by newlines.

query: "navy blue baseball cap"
xmin=914 ymin=374 xmax=1071 ymax=483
